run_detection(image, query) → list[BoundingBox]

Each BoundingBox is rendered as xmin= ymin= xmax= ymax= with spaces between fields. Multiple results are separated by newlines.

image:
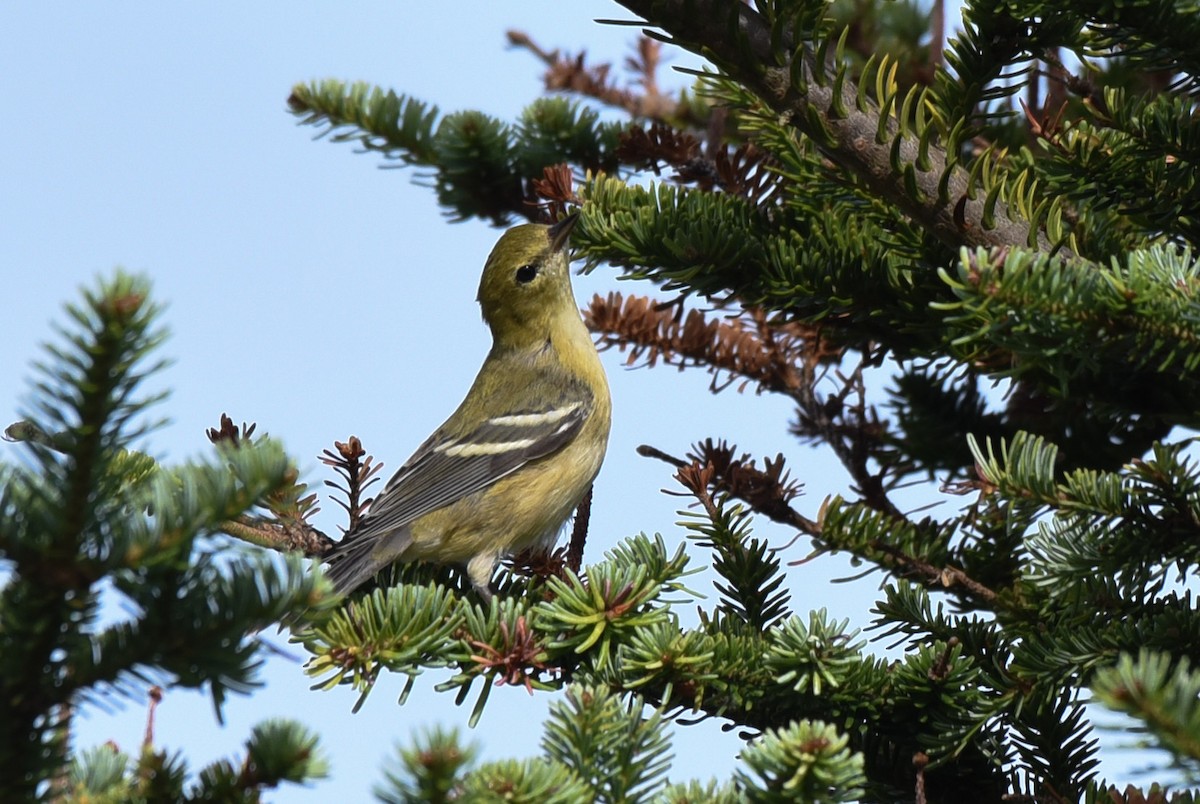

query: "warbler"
xmin=324 ymin=214 xmax=611 ymax=599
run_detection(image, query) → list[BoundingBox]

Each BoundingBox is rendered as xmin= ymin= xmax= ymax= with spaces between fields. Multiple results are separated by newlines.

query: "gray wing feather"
xmin=326 ymin=395 xmax=589 ymax=567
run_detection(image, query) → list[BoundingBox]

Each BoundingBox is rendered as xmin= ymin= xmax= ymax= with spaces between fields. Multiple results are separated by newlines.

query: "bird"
xmin=323 ymin=214 xmax=611 ymax=600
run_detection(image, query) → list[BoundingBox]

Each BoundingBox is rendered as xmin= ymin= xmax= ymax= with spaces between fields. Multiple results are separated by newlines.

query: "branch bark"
xmin=615 ymin=0 xmax=1058 ymax=254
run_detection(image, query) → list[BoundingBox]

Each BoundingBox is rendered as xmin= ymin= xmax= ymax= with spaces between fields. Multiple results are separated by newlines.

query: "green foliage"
xmin=0 ymin=274 xmax=326 ymax=799
xmin=376 ymin=728 xmax=477 ymax=804
xmin=289 ymin=80 xmax=622 ymax=224
xmin=281 ymin=0 xmax=1200 ymax=791
xmin=373 ymin=689 xmax=676 ymax=803
xmin=13 ymin=0 xmax=1200 ymax=800
xmin=302 ymin=534 xmax=693 ymax=720
xmin=765 ymin=610 xmax=866 ymax=699
xmin=1093 ymin=650 xmax=1200 ymax=782
xmin=541 ymin=686 xmax=673 ymax=801
xmin=736 ymin=719 xmax=866 ymax=802
xmin=680 ymin=494 xmax=791 ymax=630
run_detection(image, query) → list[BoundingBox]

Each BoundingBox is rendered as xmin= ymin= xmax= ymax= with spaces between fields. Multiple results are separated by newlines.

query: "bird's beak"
xmin=548 ymin=212 xmax=580 ymax=253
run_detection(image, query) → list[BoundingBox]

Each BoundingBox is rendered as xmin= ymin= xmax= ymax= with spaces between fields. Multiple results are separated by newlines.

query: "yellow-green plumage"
xmin=324 ymin=217 xmax=611 ymax=598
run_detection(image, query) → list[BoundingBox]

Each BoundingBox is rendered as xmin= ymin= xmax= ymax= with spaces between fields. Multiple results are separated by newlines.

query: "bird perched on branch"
xmin=324 ymin=214 xmax=611 ymax=599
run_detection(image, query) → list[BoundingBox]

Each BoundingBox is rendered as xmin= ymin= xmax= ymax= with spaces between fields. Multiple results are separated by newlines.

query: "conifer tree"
xmin=9 ymin=0 xmax=1200 ymax=801
xmin=0 ymin=275 xmax=331 ymax=801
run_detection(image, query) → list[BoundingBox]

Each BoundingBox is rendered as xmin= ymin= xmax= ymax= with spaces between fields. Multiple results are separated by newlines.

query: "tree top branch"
xmin=615 ymin=0 xmax=1059 ymax=255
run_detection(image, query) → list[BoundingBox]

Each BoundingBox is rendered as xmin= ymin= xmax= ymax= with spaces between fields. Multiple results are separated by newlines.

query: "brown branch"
xmin=615 ymin=122 xmax=702 ymax=174
xmin=790 ymin=350 xmax=902 ymax=519
xmin=637 ymin=443 xmax=819 ymax=535
xmin=688 ymin=439 xmax=816 ymax=529
xmin=507 ymin=29 xmax=679 ymax=121
xmin=220 ymin=516 xmax=334 ymax=556
xmin=914 ymin=751 xmax=930 ymax=804
xmin=870 ymin=540 xmax=999 ymax=604
xmin=639 ymin=442 xmax=999 ymax=606
xmin=589 ymin=292 xmax=905 ymax=534
xmin=206 ymin=413 xmax=256 ymax=445
xmin=320 ymin=436 xmax=383 ymax=532
xmin=567 ymin=486 xmax=593 ymax=573
xmin=616 ymin=124 xmax=785 ymax=205
xmin=206 ymin=416 xmax=369 ymax=557
xmin=590 ymin=292 xmax=903 ymax=519
xmin=928 ymin=0 xmax=945 ymax=70
xmin=615 ymin=0 xmax=1063 ymax=254
xmin=528 ymin=163 xmax=581 ymax=223
xmin=500 ymin=488 xmax=594 ymax=586
xmin=585 ymin=292 xmax=839 ymax=394
xmin=142 ymin=686 xmax=163 ymax=750
xmin=465 ymin=615 xmax=557 ymax=693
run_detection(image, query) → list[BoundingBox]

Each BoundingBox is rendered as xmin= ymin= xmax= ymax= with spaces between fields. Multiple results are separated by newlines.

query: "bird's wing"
xmin=337 ymin=394 xmax=591 ymax=544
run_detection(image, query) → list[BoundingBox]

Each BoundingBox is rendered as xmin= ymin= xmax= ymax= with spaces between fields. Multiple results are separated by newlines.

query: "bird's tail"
xmin=323 ymin=531 xmax=399 ymax=596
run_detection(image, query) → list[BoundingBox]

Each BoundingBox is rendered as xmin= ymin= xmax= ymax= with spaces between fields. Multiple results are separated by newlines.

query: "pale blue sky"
xmin=0 ymin=3 xmax=1152 ymax=800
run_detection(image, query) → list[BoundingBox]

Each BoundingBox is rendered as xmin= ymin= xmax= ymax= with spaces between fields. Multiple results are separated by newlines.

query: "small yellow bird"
xmin=324 ymin=215 xmax=611 ymax=599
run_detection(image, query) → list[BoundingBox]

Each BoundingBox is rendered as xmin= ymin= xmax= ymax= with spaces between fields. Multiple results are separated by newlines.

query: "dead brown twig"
xmin=507 ymin=29 xmax=678 ymax=120
xmin=585 ymin=292 xmax=839 ymax=395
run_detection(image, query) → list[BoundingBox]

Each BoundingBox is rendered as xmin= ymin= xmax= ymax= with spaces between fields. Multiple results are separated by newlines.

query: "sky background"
xmin=0 ymin=3 xmax=1156 ymax=800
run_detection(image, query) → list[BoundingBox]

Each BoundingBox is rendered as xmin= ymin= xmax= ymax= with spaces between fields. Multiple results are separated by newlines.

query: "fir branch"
xmin=941 ymin=246 xmax=1200 ymax=429
xmin=1067 ymin=0 xmax=1200 ymax=96
xmin=674 ymin=459 xmax=793 ymax=631
xmin=464 ymin=613 xmax=554 ymax=695
xmin=540 ymin=686 xmax=673 ymax=802
xmin=375 ymin=728 xmax=477 ymax=804
xmin=206 ymin=414 xmax=336 ymax=556
xmin=616 ymin=124 xmax=785 ymax=204
xmin=1 ymin=275 xmax=164 ymax=795
xmin=736 ymin=719 xmax=866 ymax=802
xmin=1093 ymin=650 xmax=1200 ymax=780
xmin=220 ymin=516 xmax=333 ymax=557
xmin=287 ymin=80 xmax=440 ymax=164
xmin=637 ymin=441 xmax=999 ymax=607
xmin=614 ymin=0 xmax=1060 ymax=254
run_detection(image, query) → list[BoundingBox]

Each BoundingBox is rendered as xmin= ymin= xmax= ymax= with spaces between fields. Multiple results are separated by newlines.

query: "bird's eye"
xmin=515 ymin=264 xmax=538 ymax=284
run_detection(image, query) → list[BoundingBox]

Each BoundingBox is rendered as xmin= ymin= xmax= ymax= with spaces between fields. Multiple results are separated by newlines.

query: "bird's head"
xmin=477 ymin=214 xmax=579 ymax=345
